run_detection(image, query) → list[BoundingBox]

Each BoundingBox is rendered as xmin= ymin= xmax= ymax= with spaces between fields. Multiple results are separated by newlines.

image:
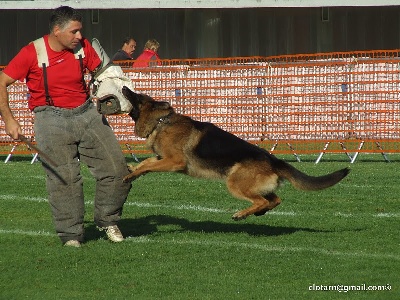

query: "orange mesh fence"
xmin=1 ymin=50 xmax=400 ymax=162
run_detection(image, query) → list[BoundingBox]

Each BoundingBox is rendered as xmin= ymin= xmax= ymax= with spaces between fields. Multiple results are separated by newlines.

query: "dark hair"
xmin=122 ymin=37 xmax=135 ymax=46
xmin=49 ymin=6 xmax=82 ymax=32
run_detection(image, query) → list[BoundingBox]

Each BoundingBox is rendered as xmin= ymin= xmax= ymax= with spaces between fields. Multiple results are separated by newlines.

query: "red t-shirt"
xmin=3 ymin=35 xmax=101 ymax=110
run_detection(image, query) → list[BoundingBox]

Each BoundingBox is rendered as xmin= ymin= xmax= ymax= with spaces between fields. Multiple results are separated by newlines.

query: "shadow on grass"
xmin=84 ymin=214 xmax=337 ymax=242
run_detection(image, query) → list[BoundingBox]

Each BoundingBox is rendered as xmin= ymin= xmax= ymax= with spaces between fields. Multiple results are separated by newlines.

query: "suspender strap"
xmin=41 ymin=63 xmax=54 ymax=106
xmin=78 ymin=54 xmax=89 ymax=98
xmin=33 ymin=37 xmax=87 ymax=106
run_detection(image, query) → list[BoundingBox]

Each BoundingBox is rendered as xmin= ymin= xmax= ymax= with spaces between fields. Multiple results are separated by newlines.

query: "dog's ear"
xmin=155 ymin=101 xmax=171 ymax=110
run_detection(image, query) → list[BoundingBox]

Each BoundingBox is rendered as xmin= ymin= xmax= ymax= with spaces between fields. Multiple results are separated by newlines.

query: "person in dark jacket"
xmin=111 ymin=37 xmax=136 ymax=61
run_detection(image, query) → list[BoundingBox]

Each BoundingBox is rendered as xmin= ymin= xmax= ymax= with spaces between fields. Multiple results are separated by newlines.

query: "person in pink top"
xmin=0 ymin=6 xmax=131 ymax=247
xmin=133 ymin=39 xmax=161 ymax=67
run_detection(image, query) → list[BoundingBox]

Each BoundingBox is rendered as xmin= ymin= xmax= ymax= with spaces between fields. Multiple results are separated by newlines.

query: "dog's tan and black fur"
xmin=121 ymin=86 xmax=349 ymax=220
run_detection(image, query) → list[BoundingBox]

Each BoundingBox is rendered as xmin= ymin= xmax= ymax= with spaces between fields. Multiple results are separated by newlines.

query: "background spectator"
xmin=112 ymin=37 xmax=136 ymax=61
xmin=133 ymin=39 xmax=161 ymax=67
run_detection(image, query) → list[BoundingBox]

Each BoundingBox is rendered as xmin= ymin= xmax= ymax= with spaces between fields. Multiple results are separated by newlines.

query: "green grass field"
xmin=0 ymin=154 xmax=399 ymax=299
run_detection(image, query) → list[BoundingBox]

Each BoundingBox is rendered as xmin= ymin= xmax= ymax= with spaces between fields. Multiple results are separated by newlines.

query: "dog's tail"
xmin=275 ymin=161 xmax=350 ymax=191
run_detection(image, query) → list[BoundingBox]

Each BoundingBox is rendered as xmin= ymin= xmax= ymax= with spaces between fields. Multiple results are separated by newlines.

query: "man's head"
xmin=121 ymin=37 xmax=136 ymax=57
xmin=49 ymin=6 xmax=83 ymax=51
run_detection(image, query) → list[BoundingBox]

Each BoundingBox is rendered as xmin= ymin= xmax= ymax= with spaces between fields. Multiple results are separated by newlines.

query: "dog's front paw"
xmin=127 ymin=164 xmax=138 ymax=172
xmin=123 ymin=173 xmax=137 ymax=183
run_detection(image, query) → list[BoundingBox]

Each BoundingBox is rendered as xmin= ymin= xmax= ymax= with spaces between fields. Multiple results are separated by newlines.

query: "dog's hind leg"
xmin=226 ymin=177 xmax=273 ymax=221
xmin=230 ymin=194 xmax=271 ymax=221
xmin=226 ymin=163 xmax=281 ymax=220
xmin=253 ymin=193 xmax=281 ymax=216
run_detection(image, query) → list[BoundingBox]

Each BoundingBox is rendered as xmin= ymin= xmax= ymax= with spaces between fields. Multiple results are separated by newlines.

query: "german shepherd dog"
xmin=121 ymin=86 xmax=349 ymax=220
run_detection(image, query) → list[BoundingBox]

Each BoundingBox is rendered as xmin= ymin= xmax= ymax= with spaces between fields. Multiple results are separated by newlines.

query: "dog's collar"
xmin=156 ymin=113 xmax=173 ymax=125
xmin=146 ymin=112 xmax=174 ymax=138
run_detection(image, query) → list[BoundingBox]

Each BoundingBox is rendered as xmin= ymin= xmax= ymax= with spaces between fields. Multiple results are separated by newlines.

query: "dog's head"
xmin=122 ymin=86 xmax=174 ymax=137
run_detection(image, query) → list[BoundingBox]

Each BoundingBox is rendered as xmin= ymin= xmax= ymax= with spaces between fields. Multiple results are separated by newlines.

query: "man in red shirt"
xmin=0 ymin=6 xmax=131 ymax=247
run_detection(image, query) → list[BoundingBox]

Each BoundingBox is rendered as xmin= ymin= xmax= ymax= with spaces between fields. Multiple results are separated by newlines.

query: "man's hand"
xmin=4 ymin=116 xmax=22 ymax=140
xmin=0 ymin=71 xmax=21 ymax=140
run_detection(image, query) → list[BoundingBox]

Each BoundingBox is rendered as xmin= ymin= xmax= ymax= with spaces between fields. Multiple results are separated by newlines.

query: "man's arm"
xmin=0 ymin=72 xmax=21 ymax=140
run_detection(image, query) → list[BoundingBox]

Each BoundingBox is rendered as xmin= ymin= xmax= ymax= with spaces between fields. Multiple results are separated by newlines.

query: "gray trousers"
xmin=33 ymin=101 xmax=132 ymax=243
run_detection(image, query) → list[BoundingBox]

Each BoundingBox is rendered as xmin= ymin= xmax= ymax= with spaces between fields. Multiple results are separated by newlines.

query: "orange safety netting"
xmin=1 ymin=49 xmax=400 ymax=163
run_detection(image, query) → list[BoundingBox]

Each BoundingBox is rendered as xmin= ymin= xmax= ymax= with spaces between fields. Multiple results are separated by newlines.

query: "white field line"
xmin=1 ymin=193 xmax=399 ymax=218
xmin=0 ymin=194 xmax=294 ymax=216
xmin=1 ymin=194 xmax=48 ymax=203
xmin=0 ymin=229 xmax=55 ymax=236
xmin=0 ymin=228 xmax=398 ymax=261
xmin=128 ymin=202 xmax=295 ymax=216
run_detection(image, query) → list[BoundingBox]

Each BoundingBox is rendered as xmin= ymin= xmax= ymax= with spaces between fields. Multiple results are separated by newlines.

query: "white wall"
xmin=1 ymin=0 xmax=400 ymax=9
